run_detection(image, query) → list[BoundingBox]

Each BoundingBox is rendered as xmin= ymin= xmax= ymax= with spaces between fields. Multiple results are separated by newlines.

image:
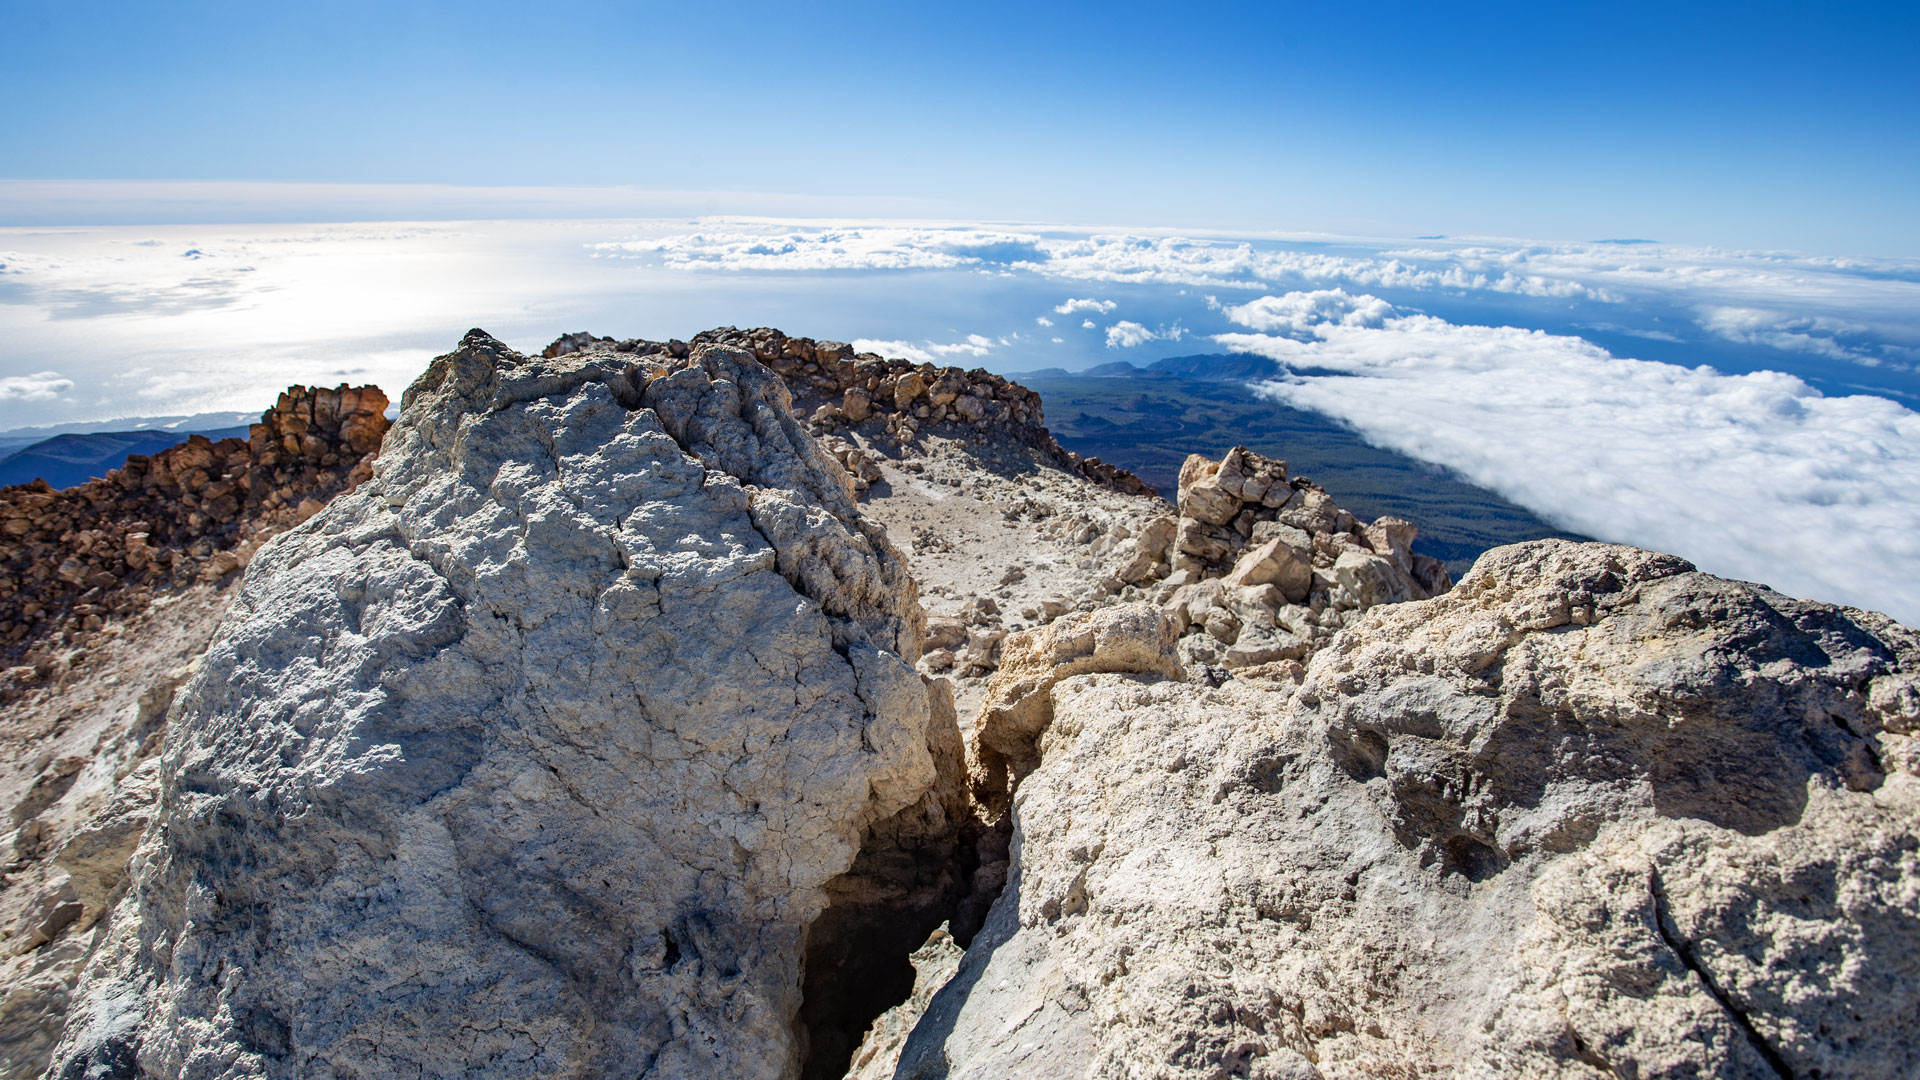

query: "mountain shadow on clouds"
xmin=1023 ymin=358 xmax=1587 ymax=575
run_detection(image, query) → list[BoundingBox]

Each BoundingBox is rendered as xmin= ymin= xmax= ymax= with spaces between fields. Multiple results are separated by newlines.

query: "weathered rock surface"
xmin=545 ymin=327 xmax=1156 ymax=498
xmin=48 ymin=333 xmax=959 ymax=1079
xmin=1 ymin=385 xmax=391 ymax=1080
xmin=973 ymin=605 xmax=1184 ymax=812
xmin=896 ymin=539 xmax=1920 ymax=1079
xmin=0 ymin=582 xmax=229 ymax=1080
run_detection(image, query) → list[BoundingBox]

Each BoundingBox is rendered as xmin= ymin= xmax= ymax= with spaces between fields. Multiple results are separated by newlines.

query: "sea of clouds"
xmin=601 ymin=224 xmax=1920 ymax=377
xmin=3 ymin=216 xmax=1917 ymax=621
xmin=1216 ymin=289 xmax=1920 ymax=623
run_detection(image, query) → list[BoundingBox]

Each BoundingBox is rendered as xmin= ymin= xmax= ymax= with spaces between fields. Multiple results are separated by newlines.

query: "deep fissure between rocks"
xmin=795 ymin=808 xmax=1004 ymax=1080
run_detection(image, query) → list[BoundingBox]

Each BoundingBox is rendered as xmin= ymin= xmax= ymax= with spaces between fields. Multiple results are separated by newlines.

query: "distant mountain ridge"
xmin=0 ymin=425 xmax=253 ymax=490
xmin=0 ymin=410 xmax=258 ymax=460
xmin=1012 ymin=352 xmax=1283 ymax=382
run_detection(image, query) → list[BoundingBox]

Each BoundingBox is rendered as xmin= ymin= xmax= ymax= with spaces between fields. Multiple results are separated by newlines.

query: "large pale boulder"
xmin=49 ymin=333 xmax=948 ymax=1080
xmin=973 ymin=605 xmax=1184 ymax=813
xmin=1175 ymin=455 xmax=1240 ymax=526
xmin=897 ymin=539 xmax=1920 ymax=1079
xmin=1222 ymin=534 xmax=1312 ymax=601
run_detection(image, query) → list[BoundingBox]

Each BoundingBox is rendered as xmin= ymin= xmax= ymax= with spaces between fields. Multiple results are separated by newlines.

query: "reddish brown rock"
xmin=0 ymin=385 xmax=391 ymax=670
xmin=540 ymin=326 xmax=1158 ymax=499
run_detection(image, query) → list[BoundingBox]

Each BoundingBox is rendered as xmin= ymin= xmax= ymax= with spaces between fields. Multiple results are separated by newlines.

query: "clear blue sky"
xmin=2 ymin=0 xmax=1916 ymax=254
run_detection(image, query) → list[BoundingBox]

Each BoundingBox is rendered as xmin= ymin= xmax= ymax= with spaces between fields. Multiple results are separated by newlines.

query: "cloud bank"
xmin=0 ymin=371 xmax=74 ymax=401
xmin=596 ymin=227 xmax=1048 ymax=272
xmin=619 ymin=223 xmax=1920 ymax=371
xmin=1216 ymin=290 xmax=1920 ymax=623
xmin=1105 ymin=321 xmax=1184 ymax=348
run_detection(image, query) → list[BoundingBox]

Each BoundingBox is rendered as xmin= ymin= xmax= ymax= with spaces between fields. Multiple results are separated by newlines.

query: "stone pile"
xmin=0 ymin=385 xmax=390 ymax=668
xmin=1089 ymin=446 xmax=1453 ymax=670
xmin=545 ymin=327 xmax=1157 ymax=498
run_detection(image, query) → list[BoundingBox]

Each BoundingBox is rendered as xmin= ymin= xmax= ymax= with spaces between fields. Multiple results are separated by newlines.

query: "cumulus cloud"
xmin=850 ymin=333 xmax=995 ymax=365
xmin=1695 ymin=306 xmax=1908 ymax=367
xmin=1217 ymin=292 xmax=1920 ymax=624
xmin=1035 ymin=315 xmax=1054 ymax=326
xmin=1221 ymin=289 xmax=1395 ymax=336
xmin=1105 ymin=321 xmax=1185 ymax=349
xmin=1054 ymin=297 xmax=1117 ymax=315
xmin=0 ymin=372 xmax=74 ymax=401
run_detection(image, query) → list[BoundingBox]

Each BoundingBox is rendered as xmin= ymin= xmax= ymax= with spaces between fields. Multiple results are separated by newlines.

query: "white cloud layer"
xmin=1217 ymin=291 xmax=1920 ymax=624
xmin=0 ymin=371 xmax=74 ymax=401
xmin=1106 ymin=321 xmax=1184 ymax=348
xmin=1054 ymin=297 xmax=1117 ymax=315
xmin=596 ymin=227 xmax=1047 ymax=272
xmin=850 ymin=334 xmax=995 ymax=365
xmin=621 ymin=223 xmax=1920 ymax=371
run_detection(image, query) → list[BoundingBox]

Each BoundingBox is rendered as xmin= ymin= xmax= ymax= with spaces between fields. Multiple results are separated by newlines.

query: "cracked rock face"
xmin=49 ymin=333 xmax=944 ymax=1079
xmin=896 ymin=539 xmax=1920 ymax=1079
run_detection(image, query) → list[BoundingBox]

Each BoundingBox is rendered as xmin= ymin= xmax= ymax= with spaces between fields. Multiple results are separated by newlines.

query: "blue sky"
xmin=3 ymin=1 xmax=1916 ymax=253
xmin=3 ymin=3 xmax=1920 ymax=622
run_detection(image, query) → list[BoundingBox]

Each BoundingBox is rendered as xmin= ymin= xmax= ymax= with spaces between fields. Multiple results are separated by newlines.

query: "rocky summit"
xmin=4 ymin=329 xmax=1916 ymax=1080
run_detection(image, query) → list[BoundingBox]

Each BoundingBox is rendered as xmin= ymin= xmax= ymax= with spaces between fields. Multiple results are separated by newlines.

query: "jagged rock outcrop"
xmin=895 ymin=539 xmax=1920 ymax=1079
xmin=0 ymin=385 xmax=390 ymax=674
xmin=48 ymin=332 xmax=963 ymax=1080
xmin=1140 ymin=447 xmax=1452 ymax=670
xmin=545 ymin=328 xmax=1156 ymax=498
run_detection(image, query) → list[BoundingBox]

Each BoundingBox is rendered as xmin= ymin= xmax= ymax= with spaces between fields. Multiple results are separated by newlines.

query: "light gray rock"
xmin=897 ymin=539 xmax=1920 ymax=1079
xmin=49 ymin=333 xmax=947 ymax=1080
xmin=972 ymin=605 xmax=1184 ymax=814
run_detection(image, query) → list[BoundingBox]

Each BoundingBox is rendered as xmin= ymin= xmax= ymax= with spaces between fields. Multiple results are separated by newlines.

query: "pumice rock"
xmin=49 ymin=332 xmax=955 ymax=1079
xmin=895 ymin=539 xmax=1920 ymax=1079
xmin=972 ymin=604 xmax=1185 ymax=814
